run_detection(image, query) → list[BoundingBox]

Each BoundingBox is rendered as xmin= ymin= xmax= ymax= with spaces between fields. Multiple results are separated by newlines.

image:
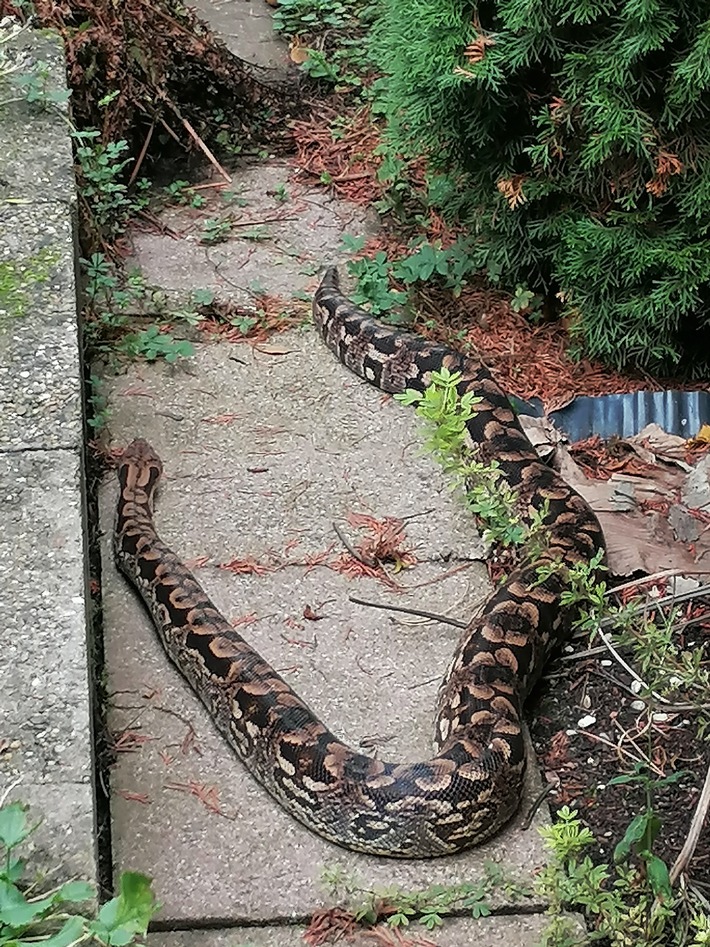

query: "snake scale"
xmin=115 ymin=266 xmax=605 ymax=857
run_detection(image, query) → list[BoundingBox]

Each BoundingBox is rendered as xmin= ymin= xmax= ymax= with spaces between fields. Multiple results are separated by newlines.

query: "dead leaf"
xmin=218 ymin=557 xmax=271 ymax=576
xmin=164 ymin=780 xmax=222 ymax=815
xmin=689 ymin=423 xmax=710 ymax=446
xmin=520 ymin=414 xmax=564 ymax=459
xmin=627 ymin=423 xmax=693 ymax=471
xmin=289 ymin=40 xmax=310 ymax=64
xmin=598 ymin=510 xmax=702 ymax=577
xmin=303 ymin=604 xmax=325 ymax=621
xmin=117 ymin=790 xmax=151 ymax=804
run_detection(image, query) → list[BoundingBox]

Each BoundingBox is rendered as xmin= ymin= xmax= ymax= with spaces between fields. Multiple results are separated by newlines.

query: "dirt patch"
xmin=530 ymin=619 xmax=710 ymax=882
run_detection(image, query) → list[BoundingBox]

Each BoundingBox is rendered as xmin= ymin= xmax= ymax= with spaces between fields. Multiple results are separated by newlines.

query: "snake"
xmin=114 ymin=265 xmax=605 ymax=858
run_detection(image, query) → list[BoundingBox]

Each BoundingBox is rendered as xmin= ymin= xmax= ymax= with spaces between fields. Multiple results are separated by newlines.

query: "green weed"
xmin=0 ymin=799 xmax=156 ymax=946
xmin=199 ymin=217 xmax=233 ymax=244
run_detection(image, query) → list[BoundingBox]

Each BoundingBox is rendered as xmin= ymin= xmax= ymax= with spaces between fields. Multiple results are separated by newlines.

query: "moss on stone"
xmin=0 ymin=245 xmax=61 ymax=326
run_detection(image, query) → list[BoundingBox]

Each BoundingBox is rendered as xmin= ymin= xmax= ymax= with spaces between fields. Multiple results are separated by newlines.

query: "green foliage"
xmin=81 ymin=253 xmax=196 ymax=364
xmin=396 ymin=367 xmax=551 ymax=552
xmin=73 ymin=130 xmax=149 ymax=236
xmin=395 ymin=366 xmax=480 ymax=467
xmin=199 ymin=217 xmax=233 ymax=245
xmin=344 ymin=238 xmax=482 ymax=320
xmin=120 ymin=324 xmax=194 ymax=363
xmin=372 ymin=0 xmax=710 ymax=372
xmin=347 ymin=251 xmax=407 ymax=316
xmin=536 ymin=805 xmax=710 ymax=947
xmin=320 ymin=861 xmax=529 ymax=933
xmin=0 ymin=800 xmax=156 ymax=947
xmin=273 ymin=0 xmax=374 ymax=89
xmin=163 ymin=180 xmax=206 ymax=209
xmin=87 ymin=374 xmax=111 ymax=433
xmin=273 ymin=0 xmax=357 ymax=34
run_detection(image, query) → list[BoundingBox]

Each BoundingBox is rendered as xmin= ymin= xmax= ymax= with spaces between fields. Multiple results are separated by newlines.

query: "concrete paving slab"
xmin=149 ymin=913 xmax=575 ymax=947
xmin=0 ymin=308 xmax=82 ymax=451
xmin=129 ymin=161 xmax=376 ymax=308
xmin=101 ymin=333 xmax=549 ymax=924
xmin=0 ymin=30 xmax=76 ymax=204
xmin=186 ymin=0 xmax=294 ymax=79
xmin=102 ymin=333 xmax=487 ymax=562
xmin=0 ymin=201 xmax=77 ymax=325
xmin=0 ymin=448 xmax=95 ymax=877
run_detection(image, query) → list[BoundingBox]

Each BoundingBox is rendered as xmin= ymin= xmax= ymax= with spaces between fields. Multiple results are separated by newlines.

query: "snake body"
xmin=114 ymin=266 xmax=604 ymax=857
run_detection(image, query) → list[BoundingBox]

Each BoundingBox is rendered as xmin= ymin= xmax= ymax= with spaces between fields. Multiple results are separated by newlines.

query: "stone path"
xmin=97 ymin=60 xmax=566 ymax=947
xmin=0 ymin=10 xmax=587 ymax=947
xmin=0 ymin=28 xmax=96 ymax=882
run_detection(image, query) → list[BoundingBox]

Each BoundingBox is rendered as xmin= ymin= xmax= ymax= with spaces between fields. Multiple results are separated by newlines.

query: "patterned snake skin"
xmin=114 ymin=265 xmax=605 ymax=857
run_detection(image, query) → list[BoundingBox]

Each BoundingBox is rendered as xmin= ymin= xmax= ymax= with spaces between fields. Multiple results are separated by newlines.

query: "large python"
xmin=115 ymin=266 xmax=605 ymax=857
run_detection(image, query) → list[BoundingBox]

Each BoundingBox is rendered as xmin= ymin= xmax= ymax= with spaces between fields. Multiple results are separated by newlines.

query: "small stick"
xmin=180 ymin=115 xmax=232 ymax=184
xmin=607 ymin=569 xmax=710 ymax=598
xmin=158 ymin=117 xmax=182 ymax=145
xmin=230 ymin=216 xmax=298 ymax=227
xmin=670 ymin=760 xmax=710 ymax=885
xmin=587 ymin=664 xmax=640 ymax=700
xmin=399 ymin=508 xmax=435 ymax=522
xmin=581 ymin=729 xmax=662 ymax=775
xmin=333 ymin=522 xmax=375 ymax=567
xmin=602 ymin=583 xmax=710 ymax=625
xmin=349 ymin=595 xmax=468 ymax=629
xmin=522 ymin=782 xmax=554 ymax=830
xmin=560 ymin=644 xmax=608 ymax=661
xmin=128 ymin=120 xmax=155 ymax=186
xmin=0 ymin=775 xmax=22 ymax=808
xmin=596 ymin=627 xmax=670 ymax=705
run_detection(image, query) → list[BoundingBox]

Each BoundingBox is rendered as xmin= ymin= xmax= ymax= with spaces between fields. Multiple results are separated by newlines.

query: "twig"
xmin=399 ymin=508 xmax=435 ymax=522
xmin=608 ymin=569 xmax=710 ymax=598
xmin=333 ymin=522 xmax=375 ymax=567
xmin=580 ymin=729 xmax=660 ymax=773
xmin=609 ymin=716 xmax=664 ymax=776
xmin=349 ymin=595 xmax=468 ymax=629
xmin=0 ymin=775 xmax=22 ymax=807
xmin=587 ymin=664 xmax=640 ymax=700
xmin=180 ymin=114 xmax=232 ymax=184
xmin=670 ymin=760 xmax=710 ymax=885
xmin=233 ymin=214 xmax=298 ymax=227
xmin=596 ymin=626 xmax=671 ymax=705
xmin=522 ymin=782 xmax=554 ymax=829
xmin=158 ymin=116 xmax=182 ymax=145
xmin=602 ymin=583 xmax=710 ymax=626
xmin=560 ymin=644 xmax=608 ymax=661
xmin=128 ymin=119 xmax=155 ymax=186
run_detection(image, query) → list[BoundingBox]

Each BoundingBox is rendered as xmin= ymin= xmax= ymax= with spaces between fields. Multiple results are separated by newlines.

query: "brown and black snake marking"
xmin=114 ymin=266 xmax=605 ymax=857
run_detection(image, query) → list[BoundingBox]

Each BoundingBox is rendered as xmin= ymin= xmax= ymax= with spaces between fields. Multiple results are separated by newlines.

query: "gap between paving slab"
xmin=100 ymin=331 xmax=550 ymax=929
xmin=147 ymin=914 xmax=575 ymax=947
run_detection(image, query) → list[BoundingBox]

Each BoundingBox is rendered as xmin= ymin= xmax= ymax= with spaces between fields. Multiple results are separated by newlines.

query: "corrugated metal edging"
xmin=512 ymin=389 xmax=710 ymax=441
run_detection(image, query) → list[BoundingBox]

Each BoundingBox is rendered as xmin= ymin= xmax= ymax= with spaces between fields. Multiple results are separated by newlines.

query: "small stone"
xmin=631 ymin=679 xmax=643 ymax=694
xmin=630 ymin=700 xmax=646 ymax=711
xmin=652 ymin=712 xmax=669 ymax=722
xmin=577 ymin=714 xmax=596 ymax=729
xmin=600 ymin=659 xmax=612 ymax=667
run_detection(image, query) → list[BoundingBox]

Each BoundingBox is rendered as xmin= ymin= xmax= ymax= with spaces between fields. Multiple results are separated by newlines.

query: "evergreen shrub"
xmin=372 ymin=0 xmax=710 ymax=372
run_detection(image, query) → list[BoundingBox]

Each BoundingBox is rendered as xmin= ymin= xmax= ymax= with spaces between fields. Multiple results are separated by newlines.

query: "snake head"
xmin=120 ymin=438 xmax=163 ymax=472
xmin=118 ymin=439 xmax=164 ymax=506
